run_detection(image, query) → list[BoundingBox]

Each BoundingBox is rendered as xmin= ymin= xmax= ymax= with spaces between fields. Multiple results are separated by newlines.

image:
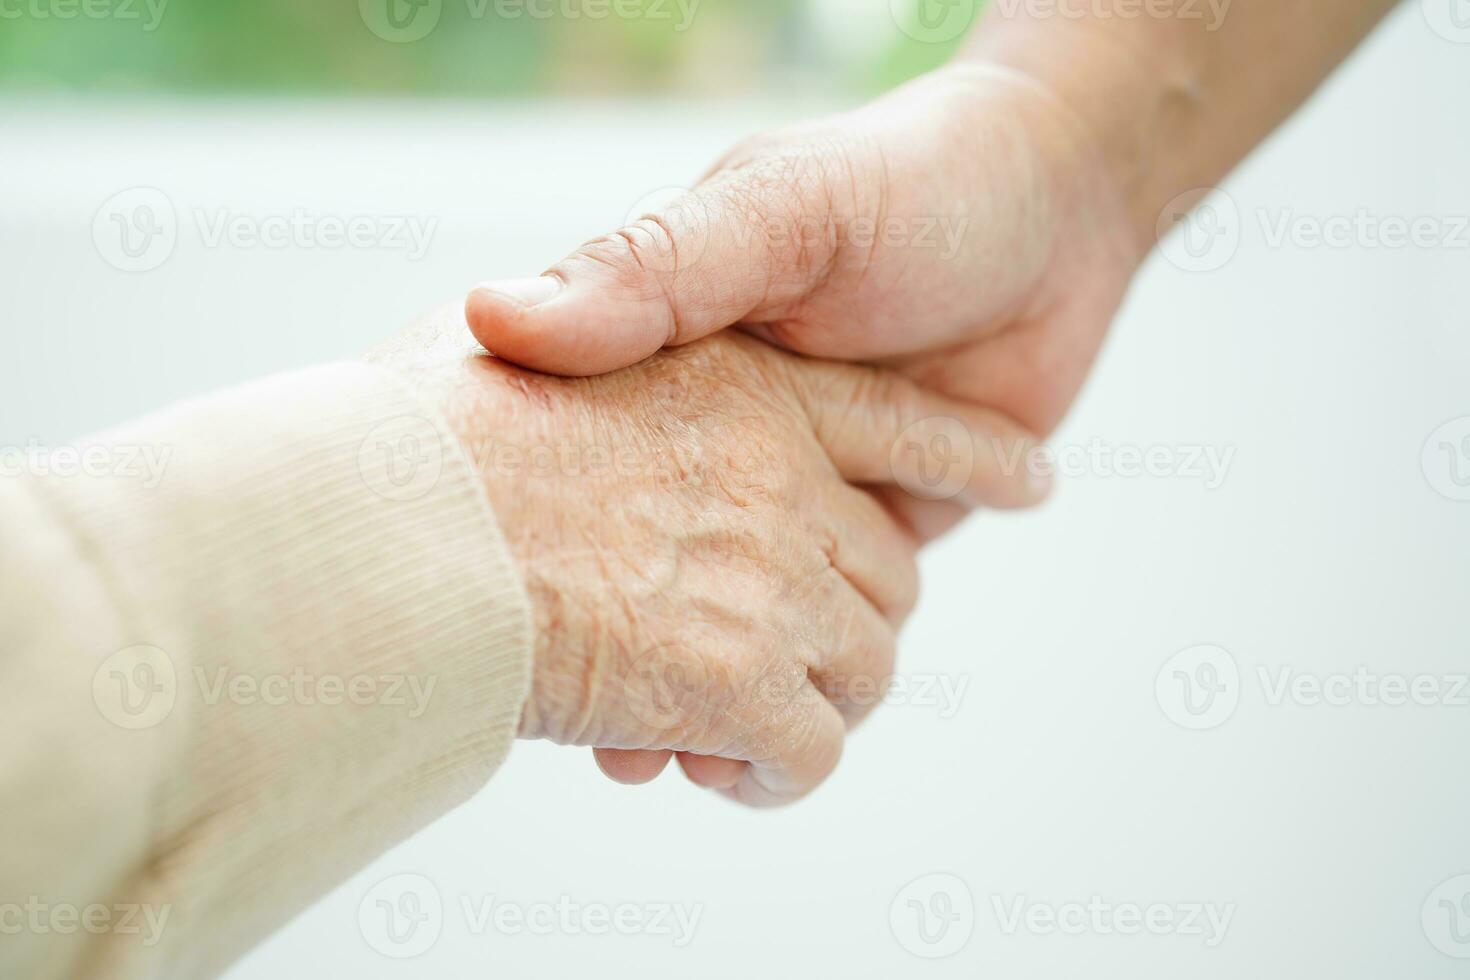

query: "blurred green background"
xmin=0 ymin=0 xmax=973 ymax=97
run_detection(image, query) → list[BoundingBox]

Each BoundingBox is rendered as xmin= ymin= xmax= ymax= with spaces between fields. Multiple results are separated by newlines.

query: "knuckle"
xmin=830 ymin=622 xmax=898 ymax=719
xmin=623 ymin=215 xmax=682 ymax=272
xmin=861 ymin=367 xmax=919 ymax=433
xmin=816 ymin=363 xmax=916 ymax=447
xmin=564 ymin=224 xmax=676 ymax=289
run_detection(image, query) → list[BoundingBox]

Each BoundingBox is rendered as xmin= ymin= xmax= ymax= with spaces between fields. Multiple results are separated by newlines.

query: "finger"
xmin=676 ymin=752 xmax=746 ymax=790
xmin=870 ymin=485 xmax=975 ymax=547
xmin=593 ymin=748 xmax=674 ymax=785
xmin=464 ymin=159 xmax=838 ymax=377
xmin=715 ymin=679 xmax=847 ymax=808
xmin=797 ymin=573 xmax=899 ymax=730
xmin=792 ymin=361 xmax=1053 ymax=510
xmin=815 ymin=480 xmax=921 ymax=624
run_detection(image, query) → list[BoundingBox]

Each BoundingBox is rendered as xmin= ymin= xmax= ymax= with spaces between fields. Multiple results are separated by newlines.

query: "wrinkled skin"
xmin=371 ymin=306 xmax=1043 ymax=805
xmin=466 ymin=63 xmax=1142 ymax=468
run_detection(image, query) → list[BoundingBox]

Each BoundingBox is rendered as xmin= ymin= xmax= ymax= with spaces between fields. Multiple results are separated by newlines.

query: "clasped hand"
xmin=373 ymin=304 xmax=1043 ymax=806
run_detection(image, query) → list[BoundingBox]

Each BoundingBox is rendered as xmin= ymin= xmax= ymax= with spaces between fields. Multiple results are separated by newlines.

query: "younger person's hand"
xmin=465 ymin=63 xmax=1141 ymax=536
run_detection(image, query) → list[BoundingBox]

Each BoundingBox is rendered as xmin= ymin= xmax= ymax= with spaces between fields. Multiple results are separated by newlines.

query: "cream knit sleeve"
xmin=0 ymin=362 xmax=534 ymax=980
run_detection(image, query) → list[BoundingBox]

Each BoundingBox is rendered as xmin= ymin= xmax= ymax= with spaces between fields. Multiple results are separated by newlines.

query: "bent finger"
xmin=715 ymin=676 xmax=847 ymax=808
xmin=593 ymin=748 xmax=674 ymax=785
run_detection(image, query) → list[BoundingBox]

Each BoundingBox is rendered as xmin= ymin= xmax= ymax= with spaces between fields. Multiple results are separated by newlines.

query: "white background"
xmin=3 ymin=3 xmax=1469 ymax=976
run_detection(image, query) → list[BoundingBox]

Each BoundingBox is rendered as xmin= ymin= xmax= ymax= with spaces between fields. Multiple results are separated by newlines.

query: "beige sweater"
xmin=0 ymin=364 xmax=533 ymax=979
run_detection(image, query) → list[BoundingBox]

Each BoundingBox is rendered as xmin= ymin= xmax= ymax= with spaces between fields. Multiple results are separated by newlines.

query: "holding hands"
xmin=453 ymin=0 xmax=1397 ymax=800
xmin=374 ymin=308 xmax=1042 ymax=804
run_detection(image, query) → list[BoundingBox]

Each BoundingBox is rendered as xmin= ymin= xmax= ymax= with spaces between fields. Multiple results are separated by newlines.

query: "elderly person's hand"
xmin=374 ymin=306 xmax=1040 ymax=805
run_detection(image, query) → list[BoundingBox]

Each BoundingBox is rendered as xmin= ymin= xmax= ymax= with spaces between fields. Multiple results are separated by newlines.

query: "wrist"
xmin=954 ymin=13 xmax=1207 ymax=255
xmin=437 ymin=359 xmax=599 ymax=746
xmin=366 ymin=308 xmax=569 ymax=744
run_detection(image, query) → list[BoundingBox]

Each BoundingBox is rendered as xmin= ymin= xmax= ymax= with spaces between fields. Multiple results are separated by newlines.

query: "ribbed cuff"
xmin=35 ymin=363 xmax=533 ymax=979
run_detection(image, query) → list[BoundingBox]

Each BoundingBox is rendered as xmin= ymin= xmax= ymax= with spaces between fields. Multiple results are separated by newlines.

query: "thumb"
xmin=465 ymin=167 xmax=831 ymax=376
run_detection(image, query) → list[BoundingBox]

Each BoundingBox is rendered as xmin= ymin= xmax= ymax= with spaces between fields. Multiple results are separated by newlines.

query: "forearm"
xmin=961 ymin=0 xmax=1400 ymax=246
xmin=0 ymin=362 xmax=531 ymax=979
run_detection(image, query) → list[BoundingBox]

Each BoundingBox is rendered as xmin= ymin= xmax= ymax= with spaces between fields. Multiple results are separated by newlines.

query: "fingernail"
xmin=473 ymin=276 xmax=562 ymax=309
